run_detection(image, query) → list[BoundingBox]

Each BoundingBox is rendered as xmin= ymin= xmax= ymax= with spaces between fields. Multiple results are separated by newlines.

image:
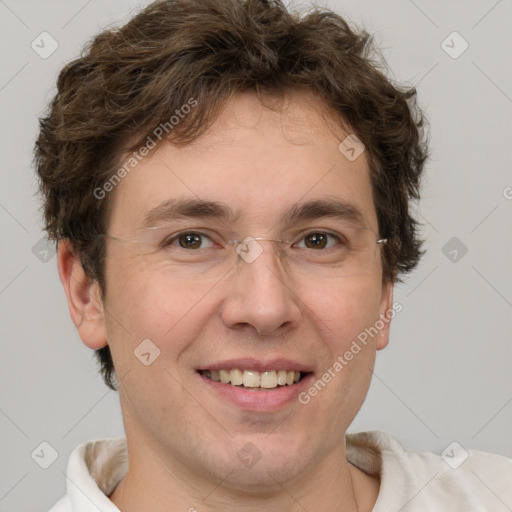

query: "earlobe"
xmin=376 ymin=281 xmax=394 ymax=351
xmin=57 ymin=240 xmax=108 ymax=349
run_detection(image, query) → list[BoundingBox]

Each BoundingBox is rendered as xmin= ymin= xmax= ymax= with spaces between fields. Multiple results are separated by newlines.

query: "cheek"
xmin=296 ymin=279 xmax=382 ymax=439
xmin=104 ymin=260 xmax=214 ymax=365
xmin=300 ymin=276 xmax=383 ymax=349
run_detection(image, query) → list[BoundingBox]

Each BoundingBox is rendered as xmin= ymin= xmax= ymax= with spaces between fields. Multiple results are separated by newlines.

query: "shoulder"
xmin=46 ymin=437 xmax=127 ymax=512
xmin=347 ymin=431 xmax=512 ymax=511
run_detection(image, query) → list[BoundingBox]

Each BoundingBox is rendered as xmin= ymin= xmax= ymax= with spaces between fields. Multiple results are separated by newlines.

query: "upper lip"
xmin=197 ymin=358 xmax=313 ymax=373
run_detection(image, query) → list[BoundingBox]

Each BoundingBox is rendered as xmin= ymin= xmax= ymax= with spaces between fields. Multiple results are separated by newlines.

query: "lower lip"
xmin=198 ymin=372 xmax=314 ymax=412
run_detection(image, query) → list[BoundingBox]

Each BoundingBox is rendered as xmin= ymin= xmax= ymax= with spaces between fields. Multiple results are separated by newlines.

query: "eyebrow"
xmin=141 ymin=196 xmax=366 ymax=230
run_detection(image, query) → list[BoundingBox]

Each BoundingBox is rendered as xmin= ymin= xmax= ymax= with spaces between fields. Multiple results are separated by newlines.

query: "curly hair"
xmin=34 ymin=0 xmax=429 ymax=391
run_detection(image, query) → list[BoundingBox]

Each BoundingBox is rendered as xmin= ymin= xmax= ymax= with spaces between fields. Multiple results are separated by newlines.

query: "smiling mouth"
xmin=199 ymin=369 xmax=309 ymax=390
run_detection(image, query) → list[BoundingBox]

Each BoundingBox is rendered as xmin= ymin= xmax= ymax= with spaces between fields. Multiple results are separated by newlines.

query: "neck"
xmin=109 ymin=431 xmax=376 ymax=512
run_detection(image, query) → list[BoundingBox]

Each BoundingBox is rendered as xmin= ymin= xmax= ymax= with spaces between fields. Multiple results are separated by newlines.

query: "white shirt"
xmin=48 ymin=431 xmax=512 ymax=511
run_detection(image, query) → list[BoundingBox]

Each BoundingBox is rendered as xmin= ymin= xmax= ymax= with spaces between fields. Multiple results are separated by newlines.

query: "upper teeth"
xmin=201 ymin=369 xmax=301 ymax=388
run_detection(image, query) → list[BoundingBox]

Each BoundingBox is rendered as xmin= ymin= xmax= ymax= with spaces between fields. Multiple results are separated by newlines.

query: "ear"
xmin=57 ymin=240 xmax=108 ymax=349
xmin=376 ymin=281 xmax=394 ymax=351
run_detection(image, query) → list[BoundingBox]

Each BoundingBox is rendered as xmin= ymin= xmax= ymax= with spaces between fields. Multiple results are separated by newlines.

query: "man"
xmin=35 ymin=0 xmax=511 ymax=510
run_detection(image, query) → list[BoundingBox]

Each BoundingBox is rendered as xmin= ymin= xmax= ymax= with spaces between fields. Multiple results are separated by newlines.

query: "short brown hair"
xmin=35 ymin=0 xmax=429 ymax=390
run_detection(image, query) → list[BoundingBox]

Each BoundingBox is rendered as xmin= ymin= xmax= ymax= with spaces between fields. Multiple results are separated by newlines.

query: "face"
xmin=74 ymin=91 xmax=393 ymax=492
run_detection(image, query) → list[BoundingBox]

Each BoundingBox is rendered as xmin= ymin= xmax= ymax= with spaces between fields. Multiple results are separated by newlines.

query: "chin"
xmin=201 ymin=433 xmax=317 ymax=494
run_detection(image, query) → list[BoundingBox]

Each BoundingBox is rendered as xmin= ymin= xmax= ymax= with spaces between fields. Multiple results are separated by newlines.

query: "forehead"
xmin=107 ymin=90 xmax=377 ymax=234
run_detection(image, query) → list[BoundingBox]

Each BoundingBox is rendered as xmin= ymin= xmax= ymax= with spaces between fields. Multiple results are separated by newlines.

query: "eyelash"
xmin=160 ymin=230 xmax=344 ymax=250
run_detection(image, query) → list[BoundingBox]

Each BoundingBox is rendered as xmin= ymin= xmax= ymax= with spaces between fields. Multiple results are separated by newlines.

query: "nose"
xmin=219 ymin=240 xmax=302 ymax=336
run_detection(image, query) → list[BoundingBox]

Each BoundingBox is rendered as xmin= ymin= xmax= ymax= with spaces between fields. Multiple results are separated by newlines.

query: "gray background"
xmin=1 ymin=0 xmax=511 ymax=510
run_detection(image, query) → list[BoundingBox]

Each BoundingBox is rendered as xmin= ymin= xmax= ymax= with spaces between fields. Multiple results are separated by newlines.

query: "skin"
xmin=58 ymin=90 xmax=393 ymax=512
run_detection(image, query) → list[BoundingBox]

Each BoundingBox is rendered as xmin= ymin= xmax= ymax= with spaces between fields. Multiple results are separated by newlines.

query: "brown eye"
xmin=302 ymin=232 xmax=331 ymax=249
xmin=304 ymin=233 xmax=326 ymax=249
xmin=178 ymin=233 xmax=202 ymax=249
xmin=162 ymin=232 xmax=214 ymax=250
